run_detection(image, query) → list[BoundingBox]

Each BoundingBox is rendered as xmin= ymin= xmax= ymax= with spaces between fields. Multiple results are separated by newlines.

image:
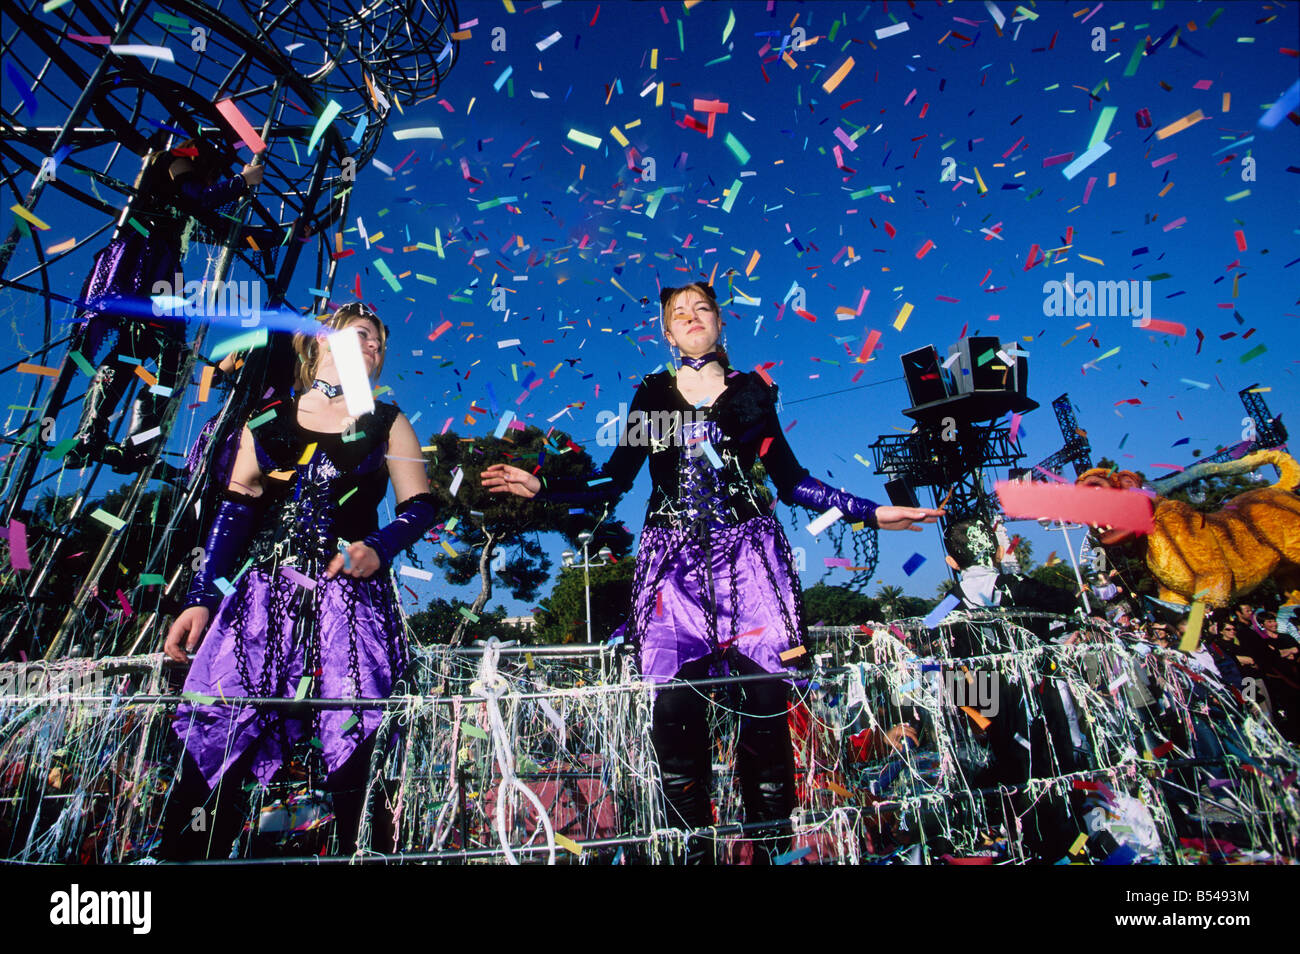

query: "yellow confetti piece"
xmin=974 ymin=166 xmax=988 ymax=194
xmin=822 ymin=56 xmax=855 ymax=94
xmin=1178 ymin=601 xmax=1205 ymax=654
xmin=47 ymin=237 xmax=76 ymax=255
xmin=10 ymin=205 xmax=51 ymax=230
xmin=650 ymin=48 xmax=658 ymax=69
xmin=1077 ymin=254 xmax=1105 ymax=266
xmin=655 ymin=82 xmax=664 ymax=107
xmin=439 ymin=540 xmax=458 ymax=558
xmin=298 ymin=442 xmax=318 ymax=465
xmin=745 ymin=250 xmax=760 ymax=276
xmin=1069 ymin=832 xmax=1089 ymax=856
xmin=1222 ymin=91 xmax=1230 ymax=113
xmin=554 ymin=833 xmax=584 ymax=856
xmin=892 ymin=301 xmax=914 ymax=331
xmin=609 ymin=126 xmax=629 ymax=147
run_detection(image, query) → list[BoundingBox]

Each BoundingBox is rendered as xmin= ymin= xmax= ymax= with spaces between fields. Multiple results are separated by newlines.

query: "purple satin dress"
xmin=630 ymin=420 xmax=804 ymax=684
xmin=174 ymin=400 xmax=407 ymax=788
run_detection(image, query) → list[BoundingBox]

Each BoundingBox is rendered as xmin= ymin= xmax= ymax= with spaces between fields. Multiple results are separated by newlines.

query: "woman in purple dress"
xmin=483 ymin=282 xmax=943 ymax=863
xmin=160 ymin=303 xmax=439 ymax=858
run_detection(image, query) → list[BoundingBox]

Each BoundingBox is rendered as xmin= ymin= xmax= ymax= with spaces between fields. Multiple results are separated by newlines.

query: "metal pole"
xmin=1059 ymin=522 xmax=1092 ymax=615
xmin=583 ymin=538 xmax=593 ymax=644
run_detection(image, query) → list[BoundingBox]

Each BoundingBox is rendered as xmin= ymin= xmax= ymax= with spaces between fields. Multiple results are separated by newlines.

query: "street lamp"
xmin=561 ymin=531 xmax=613 ymax=643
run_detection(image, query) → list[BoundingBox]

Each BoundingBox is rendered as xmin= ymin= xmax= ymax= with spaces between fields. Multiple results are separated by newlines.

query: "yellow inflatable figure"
xmin=1076 ymin=450 xmax=1300 ymax=608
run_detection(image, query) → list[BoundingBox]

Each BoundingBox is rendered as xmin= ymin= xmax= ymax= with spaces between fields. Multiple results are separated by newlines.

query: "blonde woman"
xmin=161 ymin=303 xmax=437 ymax=858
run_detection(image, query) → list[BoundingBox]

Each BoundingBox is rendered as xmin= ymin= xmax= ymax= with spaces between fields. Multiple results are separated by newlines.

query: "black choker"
xmin=680 ymin=352 xmax=723 ymax=371
xmin=312 ymin=379 xmax=343 ymax=399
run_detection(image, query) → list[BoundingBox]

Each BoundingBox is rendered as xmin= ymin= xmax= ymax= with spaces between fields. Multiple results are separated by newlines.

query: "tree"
xmin=533 ymin=556 xmax=636 ymax=644
xmin=874 ymin=585 xmax=907 ymax=621
xmin=421 ymin=425 xmax=633 ymax=644
xmin=801 ymin=583 xmax=879 ymax=626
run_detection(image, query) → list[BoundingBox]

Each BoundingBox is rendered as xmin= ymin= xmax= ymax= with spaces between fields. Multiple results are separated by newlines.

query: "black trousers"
xmin=650 ymin=653 xmax=796 ymax=864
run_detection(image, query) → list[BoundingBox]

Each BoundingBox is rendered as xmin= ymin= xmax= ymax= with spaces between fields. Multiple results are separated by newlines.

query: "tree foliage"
xmin=420 ymin=425 xmax=633 ymax=643
xmin=801 ymin=583 xmax=879 ymax=626
xmin=532 ymin=556 xmax=636 ymax=644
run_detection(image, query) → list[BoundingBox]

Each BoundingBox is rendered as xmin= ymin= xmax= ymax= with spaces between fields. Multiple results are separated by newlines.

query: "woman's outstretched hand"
xmin=874 ymin=505 xmax=946 ymax=531
xmin=481 ymin=463 xmax=541 ymax=499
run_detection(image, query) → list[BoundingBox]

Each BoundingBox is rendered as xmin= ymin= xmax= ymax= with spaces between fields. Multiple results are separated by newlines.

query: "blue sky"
xmin=3 ymin=0 xmax=1298 ymax=616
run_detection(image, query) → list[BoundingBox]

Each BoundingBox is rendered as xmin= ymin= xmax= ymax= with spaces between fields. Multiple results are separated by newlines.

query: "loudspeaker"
xmin=885 ymin=477 xmax=920 ymax=508
xmin=901 ymin=346 xmax=950 ymax=407
xmin=947 ymin=336 xmax=1027 ymax=395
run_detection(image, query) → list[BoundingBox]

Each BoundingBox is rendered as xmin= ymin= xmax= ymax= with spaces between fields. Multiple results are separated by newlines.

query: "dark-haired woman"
xmin=160 ymin=303 xmax=438 ymax=858
xmin=484 ymin=282 xmax=943 ymax=863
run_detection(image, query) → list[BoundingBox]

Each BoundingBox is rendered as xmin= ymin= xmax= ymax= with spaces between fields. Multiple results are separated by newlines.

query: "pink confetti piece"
xmin=215 ymin=99 xmax=267 ymax=154
xmin=1162 ymin=216 xmax=1187 ymax=232
xmin=6 ymin=520 xmax=30 ymax=571
xmin=997 ymin=481 xmax=1153 ymax=534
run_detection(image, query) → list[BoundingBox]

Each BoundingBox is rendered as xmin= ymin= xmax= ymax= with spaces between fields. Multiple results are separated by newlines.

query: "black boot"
xmin=735 ymin=674 xmax=797 ymax=865
xmin=652 ymin=673 xmax=715 ymax=865
xmin=64 ymin=364 xmax=128 ymax=469
xmin=113 ymin=394 xmax=185 ymax=481
xmin=159 ymin=753 xmax=250 ymax=861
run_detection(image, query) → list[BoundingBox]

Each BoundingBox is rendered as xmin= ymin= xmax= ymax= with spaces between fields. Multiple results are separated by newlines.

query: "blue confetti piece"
xmin=902 ymin=552 xmax=926 ymax=576
xmin=773 ymin=846 xmax=812 ymax=865
xmin=923 ymin=594 xmax=962 ymax=630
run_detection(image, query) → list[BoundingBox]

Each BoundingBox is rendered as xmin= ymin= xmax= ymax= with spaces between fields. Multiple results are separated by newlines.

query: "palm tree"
xmin=875 ymin=585 xmax=906 ymax=621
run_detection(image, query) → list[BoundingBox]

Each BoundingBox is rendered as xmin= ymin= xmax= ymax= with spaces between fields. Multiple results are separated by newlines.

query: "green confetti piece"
xmin=137 ymin=573 xmax=167 ymax=586
xmin=89 ymin=508 xmax=126 ymax=531
xmin=151 ymin=11 xmax=188 ymax=27
xmin=307 ymin=99 xmax=343 ymax=154
xmin=44 ymin=437 xmax=78 ymax=460
xmin=338 ymin=486 xmax=359 ymax=504
xmin=722 ymin=8 xmax=735 ymax=43
xmin=293 ymin=675 xmax=312 ymax=701
xmin=458 ymin=607 xmax=480 ymax=622
xmin=721 ymin=178 xmax=743 ymax=213
xmin=247 ymin=410 xmax=276 ymax=429
xmin=1122 ymin=38 xmax=1145 ymax=78
xmin=340 ymin=715 xmax=360 ymax=733
xmin=209 ymin=328 xmax=268 ymax=361
xmin=341 ymin=429 xmax=366 ymax=444
xmin=460 ymin=722 xmax=489 ymax=740
xmin=68 ymin=350 xmax=96 ymax=377
xmin=181 ymin=691 xmax=217 ymax=705
xmin=976 ymin=348 xmax=997 ymax=366
xmin=1240 ymin=344 xmax=1266 ymax=363
xmin=724 ymin=131 xmax=750 ymax=165
xmin=1088 ymin=105 xmax=1118 ymax=150
xmin=126 ymin=217 xmax=149 ymax=237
